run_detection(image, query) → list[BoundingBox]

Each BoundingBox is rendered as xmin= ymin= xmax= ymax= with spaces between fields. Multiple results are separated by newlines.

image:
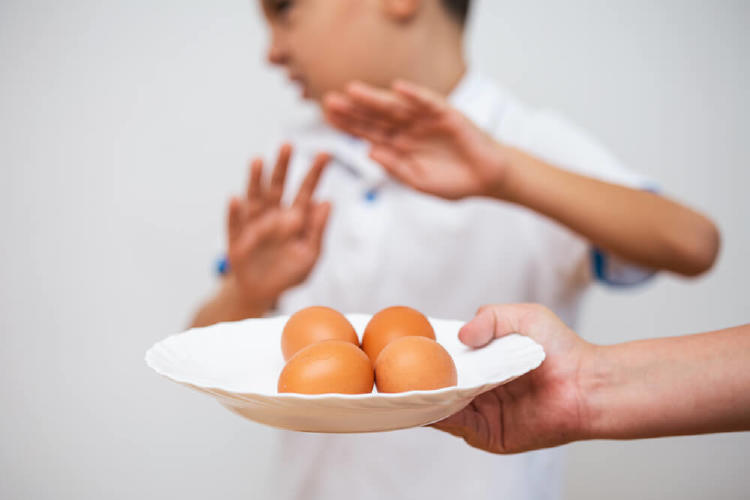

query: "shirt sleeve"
xmin=498 ymin=105 xmax=658 ymax=287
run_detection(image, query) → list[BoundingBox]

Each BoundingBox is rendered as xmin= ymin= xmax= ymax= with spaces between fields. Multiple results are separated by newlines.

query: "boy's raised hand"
xmin=323 ymin=80 xmax=509 ymax=200
xmin=226 ymin=144 xmax=331 ymax=309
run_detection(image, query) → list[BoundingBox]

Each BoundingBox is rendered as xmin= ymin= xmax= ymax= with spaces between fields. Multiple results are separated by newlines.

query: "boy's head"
xmin=261 ymin=0 xmax=471 ymax=101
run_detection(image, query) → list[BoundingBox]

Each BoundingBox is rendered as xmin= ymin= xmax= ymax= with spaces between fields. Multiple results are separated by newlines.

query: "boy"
xmin=192 ymin=1 xmax=719 ymax=498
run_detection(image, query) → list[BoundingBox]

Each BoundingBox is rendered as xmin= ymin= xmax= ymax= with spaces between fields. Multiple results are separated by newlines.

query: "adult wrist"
xmin=575 ymin=344 xmax=614 ymax=441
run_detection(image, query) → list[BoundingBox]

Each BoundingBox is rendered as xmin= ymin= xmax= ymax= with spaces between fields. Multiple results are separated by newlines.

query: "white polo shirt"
xmin=259 ymin=71 xmax=655 ymax=500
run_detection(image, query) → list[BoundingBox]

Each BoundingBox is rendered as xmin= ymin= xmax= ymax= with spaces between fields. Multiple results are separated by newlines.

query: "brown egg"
xmin=277 ymin=340 xmax=374 ymax=395
xmin=281 ymin=306 xmax=358 ymax=362
xmin=374 ymin=336 xmax=457 ymax=393
xmin=361 ymin=306 xmax=436 ymax=363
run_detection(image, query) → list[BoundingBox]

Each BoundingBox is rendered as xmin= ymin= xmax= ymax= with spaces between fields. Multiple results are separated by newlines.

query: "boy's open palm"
xmin=324 ymin=80 xmax=508 ymax=200
xmin=226 ymin=144 xmax=331 ymax=306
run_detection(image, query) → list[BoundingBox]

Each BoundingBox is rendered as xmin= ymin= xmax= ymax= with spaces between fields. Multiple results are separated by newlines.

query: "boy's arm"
xmin=499 ymin=147 xmax=719 ymax=276
xmin=323 ymin=81 xmax=720 ymax=277
xmin=190 ymin=275 xmax=275 ymax=328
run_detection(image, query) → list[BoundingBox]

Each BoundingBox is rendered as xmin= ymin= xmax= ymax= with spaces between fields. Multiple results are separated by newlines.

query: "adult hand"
xmin=432 ymin=304 xmax=593 ymax=454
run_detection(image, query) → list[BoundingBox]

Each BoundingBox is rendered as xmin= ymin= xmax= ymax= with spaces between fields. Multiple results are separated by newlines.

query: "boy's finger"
xmin=324 ymin=93 xmax=397 ymax=136
xmin=324 ymin=93 xmax=372 ymax=124
xmin=247 ymin=158 xmax=264 ymax=202
xmin=327 ymin=106 xmax=399 ymax=146
xmin=306 ymin=201 xmax=332 ymax=253
xmin=369 ymin=146 xmax=425 ymax=190
xmin=293 ymin=153 xmax=331 ymax=209
xmin=324 ymin=109 xmax=359 ymax=136
xmin=277 ymin=209 xmax=305 ymax=240
xmin=331 ymin=112 xmax=392 ymax=145
xmin=268 ymin=143 xmax=292 ymax=207
xmin=346 ymin=81 xmax=415 ymax=125
xmin=227 ymin=197 xmax=245 ymax=244
xmin=234 ymin=208 xmax=277 ymax=254
xmin=393 ymin=79 xmax=446 ymax=117
xmin=246 ymin=159 xmax=267 ymax=220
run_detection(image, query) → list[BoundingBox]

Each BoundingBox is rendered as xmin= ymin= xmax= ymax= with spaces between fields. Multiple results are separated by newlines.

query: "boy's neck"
xmin=419 ymin=46 xmax=467 ymax=97
xmin=393 ymin=21 xmax=467 ymax=97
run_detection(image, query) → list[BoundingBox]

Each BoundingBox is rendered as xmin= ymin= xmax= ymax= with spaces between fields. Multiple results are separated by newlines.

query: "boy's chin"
xmin=297 ymin=85 xmax=318 ymax=101
xmin=300 ymin=88 xmax=325 ymax=104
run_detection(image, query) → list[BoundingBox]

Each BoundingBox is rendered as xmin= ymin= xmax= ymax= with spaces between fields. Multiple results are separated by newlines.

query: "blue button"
xmin=364 ymin=189 xmax=378 ymax=202
xmin=216 ymin=256 xmax=230 ymax=276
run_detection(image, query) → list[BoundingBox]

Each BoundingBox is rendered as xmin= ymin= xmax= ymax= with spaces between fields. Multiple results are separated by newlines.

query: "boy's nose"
xmin=266 ymin=38 xmax=289 ymax=66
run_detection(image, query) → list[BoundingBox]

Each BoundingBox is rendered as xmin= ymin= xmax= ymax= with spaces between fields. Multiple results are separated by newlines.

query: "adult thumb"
xmin=458 ymin=307 xmax=498 ymax=348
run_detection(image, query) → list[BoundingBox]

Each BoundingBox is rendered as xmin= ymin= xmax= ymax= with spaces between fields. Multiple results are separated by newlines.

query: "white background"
xmin=1 ymin=0 xmax=748 ymax=498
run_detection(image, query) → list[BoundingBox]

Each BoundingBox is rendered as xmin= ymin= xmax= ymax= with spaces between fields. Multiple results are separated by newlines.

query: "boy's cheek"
xmin=300 ymin=61 xmax=346 ymax=100
xmin=290 ymin=33 xmax=382 ymax=97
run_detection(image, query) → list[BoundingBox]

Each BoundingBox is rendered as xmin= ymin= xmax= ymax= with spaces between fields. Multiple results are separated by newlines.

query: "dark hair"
xmin=441 ymin=0 xmax=471 ymax=25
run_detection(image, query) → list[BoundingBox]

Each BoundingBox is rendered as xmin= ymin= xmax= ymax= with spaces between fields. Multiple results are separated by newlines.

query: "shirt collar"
xmin=449 ymin=70 xmax=509 ymax=132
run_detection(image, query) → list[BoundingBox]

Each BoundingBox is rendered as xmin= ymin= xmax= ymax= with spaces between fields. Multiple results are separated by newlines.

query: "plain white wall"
xmin=1 ymin=1 xmax=747 ymax=499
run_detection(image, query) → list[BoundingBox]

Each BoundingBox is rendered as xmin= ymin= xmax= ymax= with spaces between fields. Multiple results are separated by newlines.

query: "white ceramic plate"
xmin=145 ymin=314 xmax=545 ymax=433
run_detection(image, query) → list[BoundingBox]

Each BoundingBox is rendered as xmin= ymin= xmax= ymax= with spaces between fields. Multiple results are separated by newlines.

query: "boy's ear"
xmin=381 ymin=0 xmax=422 ymax=22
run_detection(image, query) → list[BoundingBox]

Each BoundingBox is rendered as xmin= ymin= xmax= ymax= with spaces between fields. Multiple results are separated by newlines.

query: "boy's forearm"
xmin=580 ymin=325 xmax=750 ymax=441
xmin=190 ymin=276 xmax=274 ymax=328
xmin=494 ymin=146 xmax=720 ymax=277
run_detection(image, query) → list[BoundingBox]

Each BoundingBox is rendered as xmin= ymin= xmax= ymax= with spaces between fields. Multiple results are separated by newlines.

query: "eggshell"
xmin=361 ymin=306 xmax=436 ymax=363
xmin=281 ymin=306 xmax=358 ymax=361
xmin=278 ymin=340 xmax=374 ymax=395
xmin=374 ymin=336 xmax=457 ymax=393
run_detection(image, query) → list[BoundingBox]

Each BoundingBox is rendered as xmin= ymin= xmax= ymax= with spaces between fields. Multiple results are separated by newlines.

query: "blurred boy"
xmin=192 ymin=1 xmax=719 ymax=499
